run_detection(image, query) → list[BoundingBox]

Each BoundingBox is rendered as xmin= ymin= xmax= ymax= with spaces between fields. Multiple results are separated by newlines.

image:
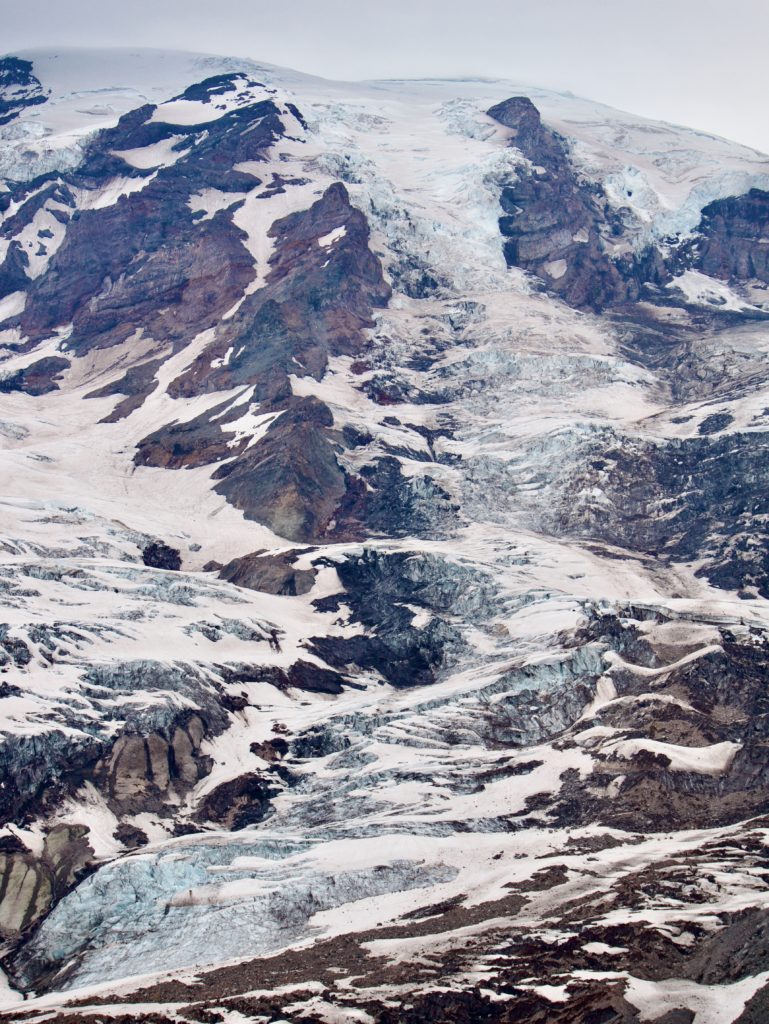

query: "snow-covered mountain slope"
xmin=1 ymin=47 xmax=769 ymax=1024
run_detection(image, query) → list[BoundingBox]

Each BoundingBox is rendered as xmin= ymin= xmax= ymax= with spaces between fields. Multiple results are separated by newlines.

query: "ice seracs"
xmin=1 ymin=46 xmax=769 ymax=1024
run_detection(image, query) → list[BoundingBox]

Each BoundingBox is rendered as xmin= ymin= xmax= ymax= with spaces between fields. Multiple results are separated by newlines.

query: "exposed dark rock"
xmin=179 ymin=73 xmax=267 ymax=105
xmin=196 ymin=772 xmax=278 ymax=829
xmin=285 ymin=660 xmax=349 ymax=694
xmin=0 ymin=241 xmax=31 ymax=299
xmin=251 ymin=737 xmax=289 ymax=765
xmin=306 ymin=548 xmax=495 ymax=687
xmin=0 ymin=57 xmax=48 ymax=126
xmin=168 ymin=181 xmax=390 ymax=399
xmin=85 ymin=358 xmax=162 ymax=422
xmin=142 ymin=542 xmax=182 ymax=571
xmin=487 ymin=96 xmax=661 ymax=311
xmin=549 ymin=611 xmax=769 ymax=832
xmin=697 ymin=411 xmax=734 ymax=434
xmin=696 ymin=188 xmax=769 ymax=284
xmin=225 ymin=660 xmax=350 ymax=695
xmin=219 ymin=549 xmax=317 ymax=596
xmin=0 ymin=182 xmax=74 ymax=239
xmin=112 ymin=823 xmax=149 ymax=849
xmin=735 ymin=981 xmax=769 ymax=1023
xmin=488 ymin=97 xmax=769 ymax=315
xmin=0 ymin=356 xmax=70 ymax=396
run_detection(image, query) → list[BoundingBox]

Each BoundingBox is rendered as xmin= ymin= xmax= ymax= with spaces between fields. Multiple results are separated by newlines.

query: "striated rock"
xmin=0 ymin=825 xmax=91 ymax=940
xmin=136 ymin=182 xmax=391 ymax=541
xmin=167 ymin=181 xmax=391 ymax=400
xmin=94 ymin=715 xmax=210 ymax=815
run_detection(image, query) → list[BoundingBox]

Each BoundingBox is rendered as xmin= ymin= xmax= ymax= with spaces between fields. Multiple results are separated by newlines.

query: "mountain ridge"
xmin=0 ymin=47 xmax=768 ymax=1023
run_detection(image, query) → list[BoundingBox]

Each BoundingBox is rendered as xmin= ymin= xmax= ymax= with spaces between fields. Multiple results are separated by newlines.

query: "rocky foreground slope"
xmin=0 ymin=48 xmax=768 ymax=1023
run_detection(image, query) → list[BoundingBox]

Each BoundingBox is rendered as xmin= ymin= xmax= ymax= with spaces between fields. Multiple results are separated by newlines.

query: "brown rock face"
xmin=21 ymin=189 xmax=256 ymax=354
xmin=169 ymin=180 xmax=391 ymax=398
xmin=219 ymin=549 xmax=317 ymax=596
xmin=212 ymin=396 xmax=349 ymax=541
xmin=0 ymin=356 xmax=70 ymax=396
xmin=695 ymin=188 xmax=769 ymax=284
xmin=137 ymin=182 xmax=391 ymax=542
xmin=488 ymin=97 xmax=638 ymax=311
xmin=0 ymin=826 xmax=92 ymax=940
xmin=489 ymin=99 xmax=769 ymax=316
xmin=94 ymin=715 xmax=209 ymax=815
xmin=16 ymin=82 xmax=287 ymax=353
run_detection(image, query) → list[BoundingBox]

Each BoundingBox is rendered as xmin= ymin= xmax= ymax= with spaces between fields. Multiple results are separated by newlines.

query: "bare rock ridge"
xmin=1 ymin=51 xmax=769 ymax=1022
xmin=488 ymin=95 xmax=647 ymax=310
xmin=488 ymin=96 xmax=769 ymax=313
xmin=16 ymin=82 xmax=285 ymax=352
xmin=136 ymin=180 xmax=392 ymax=542
xmin=0 ymin=58 xmax=47 ymax=126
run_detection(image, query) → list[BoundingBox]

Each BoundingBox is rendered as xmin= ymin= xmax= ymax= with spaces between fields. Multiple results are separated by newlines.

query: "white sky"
xmin=3 ymin=0 xmax=768 ymax=153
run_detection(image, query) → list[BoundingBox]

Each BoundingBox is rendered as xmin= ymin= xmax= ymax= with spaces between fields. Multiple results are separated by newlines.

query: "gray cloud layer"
xmin=3 ymin=0 xmax=767 ymax=152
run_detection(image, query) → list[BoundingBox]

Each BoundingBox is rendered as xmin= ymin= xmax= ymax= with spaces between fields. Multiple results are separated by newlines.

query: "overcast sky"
xmin=4 ymin=0 xmax=768 ymax=153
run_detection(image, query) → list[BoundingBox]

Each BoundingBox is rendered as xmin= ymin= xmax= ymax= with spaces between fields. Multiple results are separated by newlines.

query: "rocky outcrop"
xmin=20 ymin=185 xmax=255 ymax=354
xmin=196 ymin=772 xmax=277 ymax=829
xmin=0 ymin=240 xmax=31 ymax=299
xmin=94 ymin=715 xmax=210 ymax=815
xmin=15 ymin=77 xmax=287 ymax=352
xmin=488 ymin=97 xmax=769 ymax=313
xmin=0 ymin=57 xmax=48 ymax=126
xmin=0 ymin=825 xmax=92 ymax=939
xmin=487 ymin=96 xmax=662 ymax=311
xmin=84 ymin=358 xmax=162 ymax=422
xmin=219 ymin=549 xmax=317 ymax=596
xmin=167 ymin=181 xmax=391 ymax=399
xmin=547 ymin=610 xmax=769 ymax=832
xmin=5 ymin=58 xmax=769 ymax=1023
xmin=213 ymin=396 xmax=349 ymax=542
xmin=0 ymin=356 xmax=70 ymax=396
xmin=141 ymin=541 xmax=182 ymax=571
xmin=137 ymin=183 xmax=391 ymax=542
xmin=695 ymin=187 xmax=769 ymax=284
